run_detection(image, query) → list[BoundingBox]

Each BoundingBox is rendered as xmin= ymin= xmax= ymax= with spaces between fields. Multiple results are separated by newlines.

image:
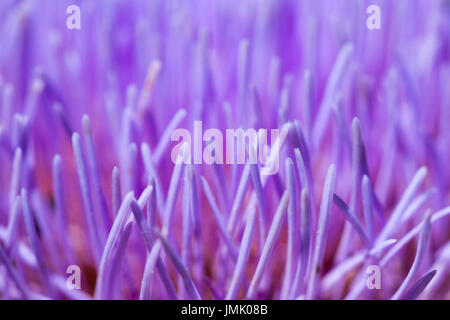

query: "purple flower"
xmin=0 ymin=0 xmax=449 ymax=300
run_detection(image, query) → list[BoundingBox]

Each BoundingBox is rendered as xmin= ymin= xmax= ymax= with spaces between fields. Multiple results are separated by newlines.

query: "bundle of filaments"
xmin=0 ymin=0 xmax=449 ymax=300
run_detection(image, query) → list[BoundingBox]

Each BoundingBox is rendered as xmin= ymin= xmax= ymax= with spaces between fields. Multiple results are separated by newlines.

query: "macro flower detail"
xmin=0 ymin=0 xmax=449 ymax=300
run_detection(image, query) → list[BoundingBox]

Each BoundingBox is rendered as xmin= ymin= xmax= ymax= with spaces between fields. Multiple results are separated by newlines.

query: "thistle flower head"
xmin=0 ymin=0 xmax=449 ymax=300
